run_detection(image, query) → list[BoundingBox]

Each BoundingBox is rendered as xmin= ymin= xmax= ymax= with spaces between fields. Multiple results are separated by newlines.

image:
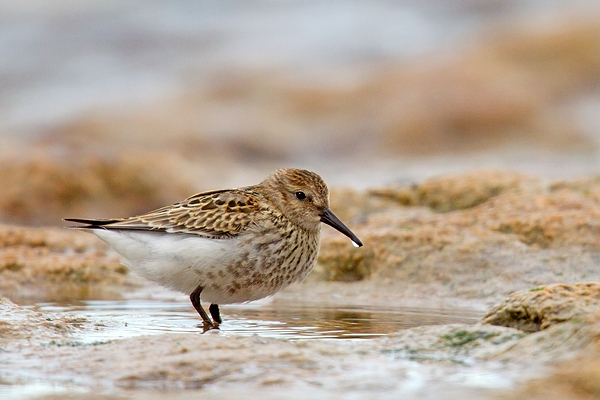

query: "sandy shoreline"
xmin=1 ymin=170 xmax=600 ymax=399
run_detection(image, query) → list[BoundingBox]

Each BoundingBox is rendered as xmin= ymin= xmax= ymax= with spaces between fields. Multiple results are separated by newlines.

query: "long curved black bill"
xmin=320 ymin=208 xmax=363 ymax=247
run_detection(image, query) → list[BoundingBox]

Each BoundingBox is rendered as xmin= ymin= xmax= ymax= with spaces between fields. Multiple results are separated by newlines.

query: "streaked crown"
xmin=259 ymin=168 xmax=330 ymax=231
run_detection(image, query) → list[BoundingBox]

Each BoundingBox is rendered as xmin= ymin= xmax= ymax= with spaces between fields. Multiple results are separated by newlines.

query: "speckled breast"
xmin=200 ymin=226 xmax=321 ymax=304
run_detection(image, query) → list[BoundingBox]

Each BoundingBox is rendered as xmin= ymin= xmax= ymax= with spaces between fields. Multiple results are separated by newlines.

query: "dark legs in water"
xmin=190 ymin=285 xmax=220 ymax=330
xmin=209 ymin=304 xmax=222 ymax=324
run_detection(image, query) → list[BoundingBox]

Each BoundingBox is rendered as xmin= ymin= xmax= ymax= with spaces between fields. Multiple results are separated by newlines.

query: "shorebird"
xmin=65 ymin=168 xmax=363 ymax=329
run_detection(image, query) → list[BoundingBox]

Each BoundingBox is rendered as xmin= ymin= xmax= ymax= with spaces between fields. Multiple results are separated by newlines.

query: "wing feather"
xmin=65 ymin=188 xmax=265 ymax=238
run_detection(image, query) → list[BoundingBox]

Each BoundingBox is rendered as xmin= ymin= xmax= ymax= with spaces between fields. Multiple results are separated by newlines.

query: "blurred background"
xmin=1 ymin=0 xmax=600 ymax=225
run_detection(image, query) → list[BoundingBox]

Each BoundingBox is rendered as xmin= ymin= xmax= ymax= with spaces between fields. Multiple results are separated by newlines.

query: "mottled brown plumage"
xmin=65 ymin=168 xmax=363 ymax=329
xmin=69 ymin=188 xmax=264 ymax=238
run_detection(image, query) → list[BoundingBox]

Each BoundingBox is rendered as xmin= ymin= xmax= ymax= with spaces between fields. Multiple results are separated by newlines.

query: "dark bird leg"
xmin=190 ymin=285 xmax=214 ymax=329
xmin=209 ymin=304 xmax=222 ymax=324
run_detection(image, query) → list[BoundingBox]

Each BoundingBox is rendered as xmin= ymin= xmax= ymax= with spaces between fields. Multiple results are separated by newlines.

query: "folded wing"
xmin=65 ymin=188 xmax=263 ymax=239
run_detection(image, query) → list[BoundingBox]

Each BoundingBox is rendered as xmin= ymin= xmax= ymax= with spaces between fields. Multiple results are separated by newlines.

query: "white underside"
xmin=90 ymin=229 xmax=307 ymax=304
xmin=92 ymin=229 xmax=244 ymax=302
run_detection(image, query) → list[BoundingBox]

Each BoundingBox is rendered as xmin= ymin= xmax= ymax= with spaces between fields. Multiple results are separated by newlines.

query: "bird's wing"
xmin=65 ymin=188 xmax=264 ymax=238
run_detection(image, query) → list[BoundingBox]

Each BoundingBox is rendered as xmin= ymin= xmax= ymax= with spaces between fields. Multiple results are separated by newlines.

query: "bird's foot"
xmin=201 ymin=321 xmax=220 ymax=333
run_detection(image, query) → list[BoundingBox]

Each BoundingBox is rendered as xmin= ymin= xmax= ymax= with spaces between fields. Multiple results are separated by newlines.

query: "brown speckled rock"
xmin=502 ymin=311 xmax=600 ymax=399
xmin=0 ymin=224 xmax=136 ymax=300
xmin=0 ymin=153 xmax=194 ymax=226
xmin=0 ymin=295 xmax=84 ymax=341
xmin=483 ymin=283 xmax=600 ymax=332
xmin=317 ymin=172 xmax=600 ymax=305
xmin=369 ymin=170 xmax=537 ymax=212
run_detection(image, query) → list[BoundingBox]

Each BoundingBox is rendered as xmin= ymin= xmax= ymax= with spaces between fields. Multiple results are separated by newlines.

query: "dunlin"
xmin=65 ymin=169 xmax=362 ymax=328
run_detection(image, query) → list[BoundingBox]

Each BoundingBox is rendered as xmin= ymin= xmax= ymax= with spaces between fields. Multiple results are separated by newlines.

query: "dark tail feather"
xmin=63 ymin=218 xmax=118 ymax=229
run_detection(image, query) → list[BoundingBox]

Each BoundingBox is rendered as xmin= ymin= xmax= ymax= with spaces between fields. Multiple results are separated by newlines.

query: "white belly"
xmin=92 ymin=230 xmax=242 ymax=296
xmin=90 ymin=228 xmax=319 ymax=304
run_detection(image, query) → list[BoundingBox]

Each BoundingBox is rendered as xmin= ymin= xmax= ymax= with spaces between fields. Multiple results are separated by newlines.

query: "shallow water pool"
xmin=23 ymin=298 xmax=483 ymax=341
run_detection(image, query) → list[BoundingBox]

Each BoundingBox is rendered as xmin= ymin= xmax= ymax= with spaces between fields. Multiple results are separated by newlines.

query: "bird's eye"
xmin=295 ymin=191 xmax=306 ymax=200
